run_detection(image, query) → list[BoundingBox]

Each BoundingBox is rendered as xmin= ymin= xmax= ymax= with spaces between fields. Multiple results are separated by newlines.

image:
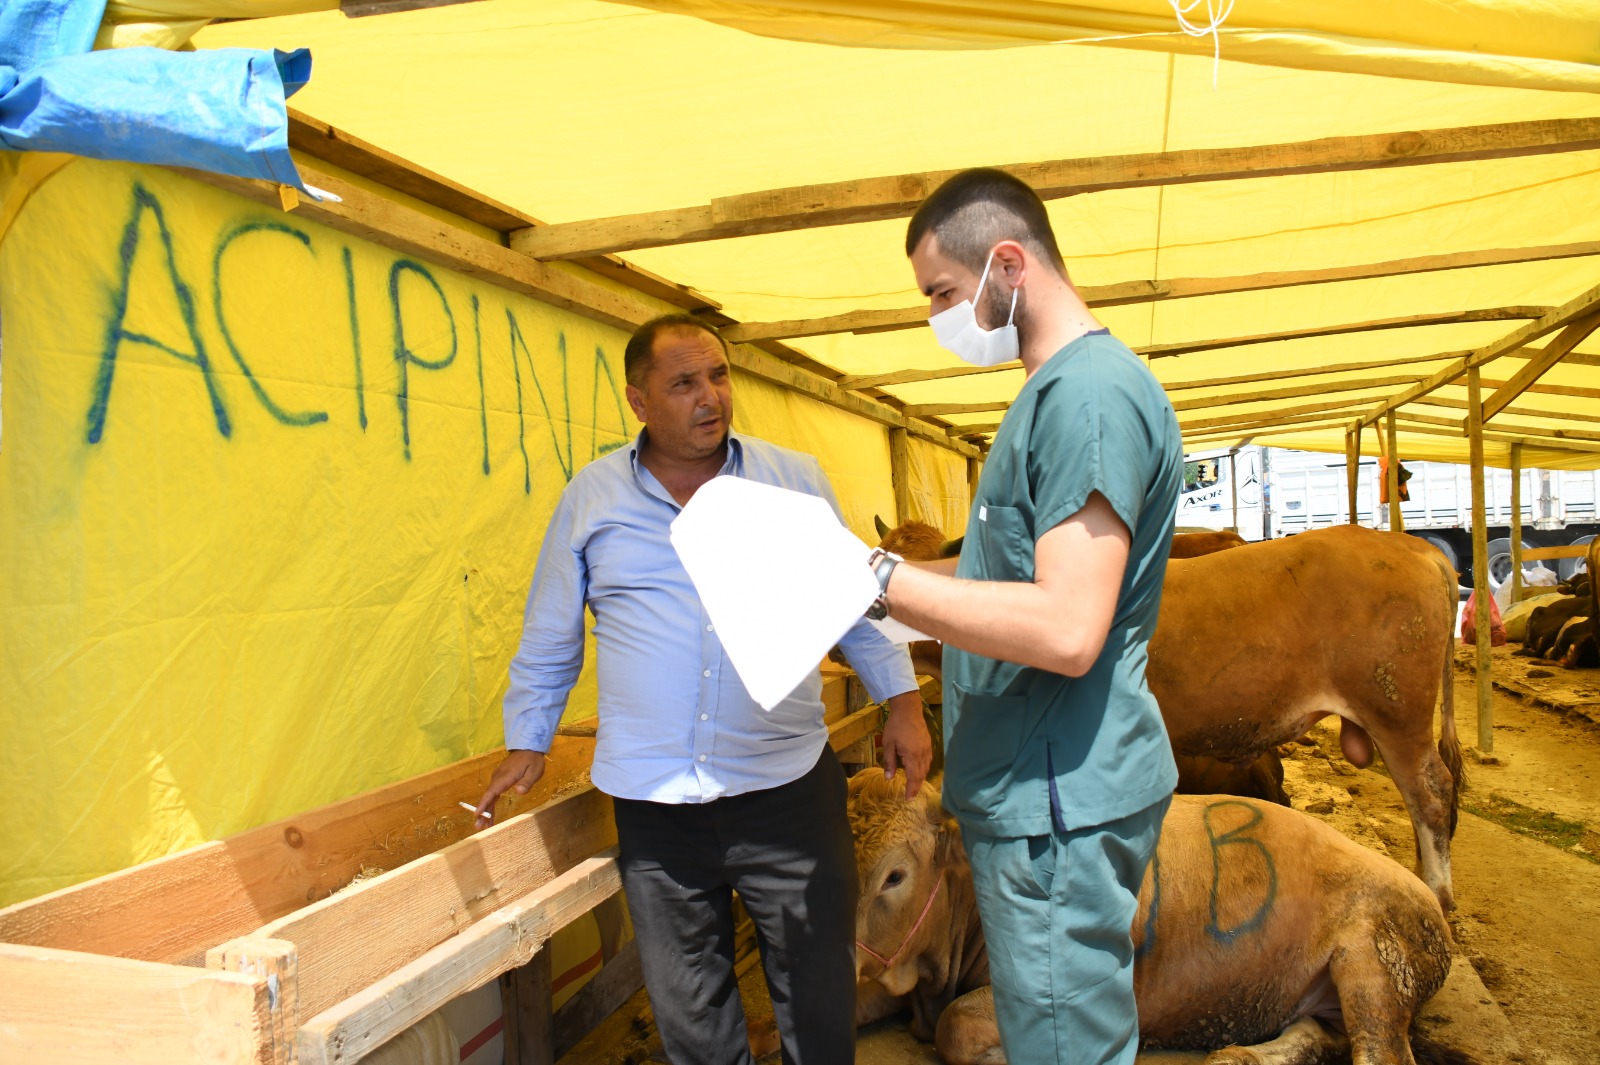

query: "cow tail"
xmin=1438 ymin=557 xmax=1465 ymax=838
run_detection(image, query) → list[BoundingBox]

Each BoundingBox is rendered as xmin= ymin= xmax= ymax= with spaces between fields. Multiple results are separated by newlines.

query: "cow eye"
xmin=883 ymin=870 xmax=905 ymax=889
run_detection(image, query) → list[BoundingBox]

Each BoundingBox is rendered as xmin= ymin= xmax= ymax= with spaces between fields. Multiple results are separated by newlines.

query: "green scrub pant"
xmin=962 ymin=795 xmax=1170 ymax=1065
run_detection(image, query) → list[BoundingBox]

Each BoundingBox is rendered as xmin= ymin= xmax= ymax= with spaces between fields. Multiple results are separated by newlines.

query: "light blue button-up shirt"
xmin=504 ymin=430 xmax=918 ymax=803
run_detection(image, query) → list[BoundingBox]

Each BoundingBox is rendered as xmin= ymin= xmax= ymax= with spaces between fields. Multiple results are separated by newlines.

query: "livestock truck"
xmin=1177 ymin=445 xmax=1599 ymax=591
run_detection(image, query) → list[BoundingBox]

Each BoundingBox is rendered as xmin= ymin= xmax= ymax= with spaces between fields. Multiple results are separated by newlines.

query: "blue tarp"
xmin=0 ymin=0 xmax=309 ymax=188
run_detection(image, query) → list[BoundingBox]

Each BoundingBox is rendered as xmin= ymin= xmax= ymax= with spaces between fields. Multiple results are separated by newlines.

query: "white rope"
xmin=1169 ymin=0 xmax=1236 ymax=87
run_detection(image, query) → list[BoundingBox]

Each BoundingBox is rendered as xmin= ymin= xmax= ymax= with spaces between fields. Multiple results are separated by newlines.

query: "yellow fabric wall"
xmin=0 ymin=156 xmax=929 ymax=905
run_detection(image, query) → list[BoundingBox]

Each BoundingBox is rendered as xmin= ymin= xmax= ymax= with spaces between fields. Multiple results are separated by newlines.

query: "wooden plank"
xmin=906 ymin=418 xmax=982 ymax=457
xmin=1361 ymin=282 xmax=1600 ymax=424
xmin=1522 ymin=544 xmax=1591 ymax=562
xmin=296 ymin=850 xmax=622 ymax=1065
xmin=1345 ymin=424 xmax=1361 ymax=525
xmin=828 ymin=704 xmax=884 ymax=753
xmin=1139 ymin=306 xmax=1551 ymax=361
xmin=512 ymin=117 xmax=1600 ymax=259
xmin=949 ymin=422 xmax=1002 ymax=437
xmin=967 ymin=455 xmax=982 ymax=506
xmin=1386 ymin=412 xmax=1404 ymax=532
xmin=1512 ymin=443 xmax=1525 ymax=602
xmin=1481 ymin=310 xmax=1600 ymax=421
xmin=724 ymin=241 xmax=1600 ymax=345
xmin=508 ymin=946 xmax=555 ymax=1065
xmin=552 ymin=938 xmax=643 ymax=1059
xmin=287 ymin=110 xmax=723 ymax=315
xmin=0 ymin=942 xmax=277 ymax=1065
xmin=0 ymin=736 xmax=596 ymax=966
xmin=890 ymin=428 xmax=912 ymax=524
xmin=255 ymin=785 xmax=616 ymax=1021
xmin=1180 ymin=397 xmax=1382 ymax=433
xmin=206 ymin=938 xmax=297 ymax=1065
xmin=903 ymin=400 xmax=1010 ymax=418
xmin=1474 ymin=421 xmax=1600 ymax=443
xmin=1181 ymin=419 xmax=1353 ymax=447
xmin=1468 ymin=369 xmax=1495 ymax=753
xmin=1168 ymin=374 xmax=1426 ymax=413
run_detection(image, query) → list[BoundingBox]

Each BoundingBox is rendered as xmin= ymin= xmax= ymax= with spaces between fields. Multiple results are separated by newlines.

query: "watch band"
xmin=865 ymin=548 xmax=901 ymax=620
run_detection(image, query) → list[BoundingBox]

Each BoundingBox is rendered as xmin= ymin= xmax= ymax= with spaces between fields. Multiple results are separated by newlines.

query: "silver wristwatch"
xmin=865 ymin=548 xmax=902 ymax=620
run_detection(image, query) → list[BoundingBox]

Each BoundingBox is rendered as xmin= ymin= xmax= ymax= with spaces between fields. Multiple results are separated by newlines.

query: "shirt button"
xmin=706 ymin=624 xmax=714 ymax=632
xmin=698 ymin=755 xmax=707 ymax=762
xmin=702 ymin=669 xmax=711 ymax=677
xmin=700 ymin=713 xmax=709 ymax=721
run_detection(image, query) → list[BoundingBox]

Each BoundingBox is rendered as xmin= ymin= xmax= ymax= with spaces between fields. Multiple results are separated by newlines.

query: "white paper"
xmin=670 ymin=476 xmax=879 ymax=710
xmin=868 ymin=614 xmax=933 ymax=645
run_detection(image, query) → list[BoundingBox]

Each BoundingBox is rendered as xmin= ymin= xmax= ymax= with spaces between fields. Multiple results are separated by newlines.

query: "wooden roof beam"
xmin=512 ymin=117 xmax=1600 ymax=260
xmin=1481 ymin=310 xmax=1600 ymax=421
xmin=741 ymin=238 xmax=1600 ymax=348
xmin=1168 ymin=374 xmax=1427 ymax=413
xmin=1182 ymin=419 xmax=1353 ymax=447
xmin=1360 ymin=281 xmax=1600 ymax=426
xmin=1181 ymin=397 xmax=1383 ymax=434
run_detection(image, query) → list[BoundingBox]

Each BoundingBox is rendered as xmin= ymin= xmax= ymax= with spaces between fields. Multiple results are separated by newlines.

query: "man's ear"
xmin=991 ymin=240 xmax=1028 ymax=289
xmin=625 ymin=383 xmax=648 ymax=423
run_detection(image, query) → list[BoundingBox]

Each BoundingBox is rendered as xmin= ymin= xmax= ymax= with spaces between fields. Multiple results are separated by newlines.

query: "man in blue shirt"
xmin=475 ymin=314 xmax=932 ymax=1065
xmin=865 ymin=170 xmax=1182 ymax=1064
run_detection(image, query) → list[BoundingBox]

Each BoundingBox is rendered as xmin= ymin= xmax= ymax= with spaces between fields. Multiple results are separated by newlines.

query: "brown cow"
xmin=849 ymin=770 xmax=1462 ymax=1065
xmin=1149 ymin=526 xmax=1462 ymax=911
xmin=876 ymin=519 xmax=1290 ymax=808
xmin=1169 ymin=529 xmax=1248 ymax=559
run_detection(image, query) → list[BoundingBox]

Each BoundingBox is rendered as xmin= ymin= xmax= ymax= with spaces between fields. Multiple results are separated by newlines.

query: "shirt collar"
xmin=627 ymin=428 xmax=745 ymax=484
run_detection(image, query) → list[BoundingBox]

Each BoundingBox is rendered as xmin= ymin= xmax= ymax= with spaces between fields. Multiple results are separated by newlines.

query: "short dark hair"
xmin=905 ymin=168 xmax=1066 ymax=277
xmin=624 ymin=315 xmax=727 ymax=388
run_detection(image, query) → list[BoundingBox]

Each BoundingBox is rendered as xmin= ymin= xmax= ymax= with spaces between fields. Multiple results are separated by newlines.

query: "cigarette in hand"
xmin=460 ymin=801 xmax=491 ymax=819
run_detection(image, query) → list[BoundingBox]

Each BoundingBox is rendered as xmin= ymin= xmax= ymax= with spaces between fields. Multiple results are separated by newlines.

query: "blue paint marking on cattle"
xmin=1203 ymin=800 xmax=1277 ymax=945
xmin=212 ymin=221 xmax=329 ymax=427
xmin=1135 ymin=850 xmax=1162 ymax=960
xmin=389 ymin=259 xmax=458 ymax=460
xmin=88 ymin=183 xmax=232 ymax=443
xmin=472 ymin=295 xmax=490 ymax=475
xmin=343 ymin=247 xmax=367 ymax=431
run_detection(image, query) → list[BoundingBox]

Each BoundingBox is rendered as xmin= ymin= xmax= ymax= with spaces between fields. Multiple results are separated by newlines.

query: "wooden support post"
xmin=889 ymin=428 xmax=913 ymax=526
xmin=1345 ymin=424 xmax=1361 ymax=525
xmin=966 ymin=456 xmax=981 ymax=506
xmin=205 ymin=937 xmax=298 ymax=1064
xmin=1467 ymin=369 xmax=1494 ymax=754
xmin=1229 ymin=450 xmax=1239 ymax=532
xmin=506 ymin=947 xmax=554 ymax=1065
xmin=1385 ymin=411 xmax=1404 ymax=532
xmin=1511 ymin=442 xmax=1525 ymax=604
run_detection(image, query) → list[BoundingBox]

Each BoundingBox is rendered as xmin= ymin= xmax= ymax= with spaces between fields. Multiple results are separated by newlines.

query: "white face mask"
xmin=927 ymin=249 xmax=1019 ymax=367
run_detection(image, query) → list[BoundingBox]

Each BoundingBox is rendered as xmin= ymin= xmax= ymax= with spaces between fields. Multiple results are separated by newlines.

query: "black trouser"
xmin=612 ymin=746 xmax=857 ymax=1065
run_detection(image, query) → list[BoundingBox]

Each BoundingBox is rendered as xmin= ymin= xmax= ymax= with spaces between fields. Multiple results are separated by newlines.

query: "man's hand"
xmin=880 ymin=691 xmax=932 ymax=798
xmin=473 ymin=749 xmax=546 ymax=828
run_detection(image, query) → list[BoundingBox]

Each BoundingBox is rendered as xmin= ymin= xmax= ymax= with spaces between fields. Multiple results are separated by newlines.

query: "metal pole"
xmin=1510 ymin=442 xmax=1524 ymax=604
xmin=1345 ymin=425 xmax=1360 ymax=526
xmin=1385 ymin=411 xmax=1404 ymax=533
xmin=1467 ymin=368 xmax=1494 ymax=754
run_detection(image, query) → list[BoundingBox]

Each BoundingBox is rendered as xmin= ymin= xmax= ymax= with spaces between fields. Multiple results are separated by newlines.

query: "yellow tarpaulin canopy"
xmin=4 ymin=0 xmax=1600 ymax=904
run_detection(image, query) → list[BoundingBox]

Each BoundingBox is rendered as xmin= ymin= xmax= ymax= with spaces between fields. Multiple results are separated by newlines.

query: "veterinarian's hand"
xmin=473 ymin=749 xmax=546 ymax=827
xmin=881 ymin=692 xmax=932 ymax=799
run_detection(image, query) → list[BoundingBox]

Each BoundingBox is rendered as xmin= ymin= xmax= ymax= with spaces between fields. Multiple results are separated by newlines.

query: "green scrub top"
xmin=943 ymin=331 xmax=1182 ymax=838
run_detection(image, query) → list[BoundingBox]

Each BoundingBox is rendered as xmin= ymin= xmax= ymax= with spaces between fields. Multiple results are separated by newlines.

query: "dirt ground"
xmin=563 ymin=652 xmax=1600 ymax=1065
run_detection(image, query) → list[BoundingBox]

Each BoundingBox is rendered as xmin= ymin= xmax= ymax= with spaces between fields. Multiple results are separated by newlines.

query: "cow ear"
xmin=934 ymin=816 xmax=964 ymax=869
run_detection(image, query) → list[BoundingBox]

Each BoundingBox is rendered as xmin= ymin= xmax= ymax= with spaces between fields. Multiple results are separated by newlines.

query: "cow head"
xmin=848 ymin=768 xmax=963 ymax=996
xmin=874 ymin=515 xmax=962 ymax=561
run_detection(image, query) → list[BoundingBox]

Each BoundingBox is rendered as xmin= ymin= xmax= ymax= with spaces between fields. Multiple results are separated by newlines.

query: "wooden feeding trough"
xmin=0 ymin=667 xmax=885 ymax=1064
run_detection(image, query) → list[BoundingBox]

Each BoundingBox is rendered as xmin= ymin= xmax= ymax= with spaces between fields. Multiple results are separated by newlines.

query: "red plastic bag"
xmin=1461 ymin=590 xmax=1506 ymax=646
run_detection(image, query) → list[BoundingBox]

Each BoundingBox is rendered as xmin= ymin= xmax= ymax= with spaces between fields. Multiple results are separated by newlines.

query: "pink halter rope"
xmin=856 ymin=873 xmax=943 ymax=975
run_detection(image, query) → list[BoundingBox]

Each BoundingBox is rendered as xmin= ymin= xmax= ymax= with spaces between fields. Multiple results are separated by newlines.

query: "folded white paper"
xmin=670 ymin=476 xmax=879 ymax=710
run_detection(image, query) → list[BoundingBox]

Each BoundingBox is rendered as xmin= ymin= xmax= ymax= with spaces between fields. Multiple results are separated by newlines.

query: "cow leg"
xmin=934 ymin=986 xmax=1005 ymax=1065
xmin=1371 ymin=739 xmax=1455 ymax=912
xmin=1329 ymin=947 xmax=1422 ymax=1065
xmin=1201 ymin=1016 xmax=1348 ymax=1065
